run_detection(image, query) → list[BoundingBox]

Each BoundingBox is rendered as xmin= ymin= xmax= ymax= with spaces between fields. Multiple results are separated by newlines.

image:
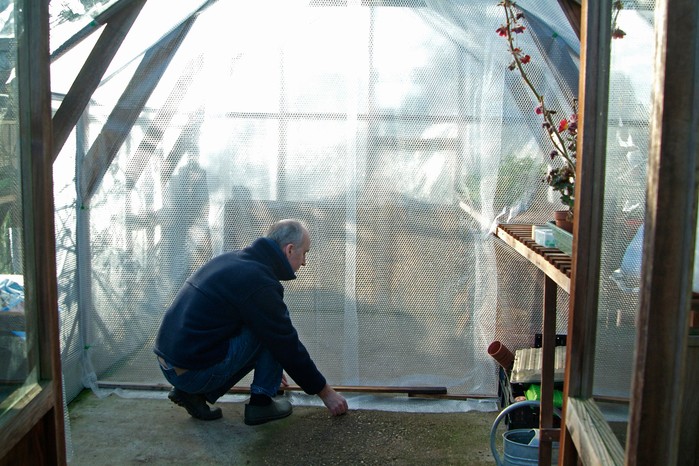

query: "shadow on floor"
xmin=67 ymin=390 xmax=500 ymax=465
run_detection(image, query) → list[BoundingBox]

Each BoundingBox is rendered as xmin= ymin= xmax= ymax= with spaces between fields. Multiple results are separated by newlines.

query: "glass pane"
xmin=0 ymin=0 xmax=38 ymax=416
xmin=593 ymin=0 xmax=657 ymax=446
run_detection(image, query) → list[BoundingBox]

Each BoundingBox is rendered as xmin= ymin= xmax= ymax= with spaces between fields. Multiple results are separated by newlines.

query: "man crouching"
xmin=154 ymin=219 xmax=348 ymax=424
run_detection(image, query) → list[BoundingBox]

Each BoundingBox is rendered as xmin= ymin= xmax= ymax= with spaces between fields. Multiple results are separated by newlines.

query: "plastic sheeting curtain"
xmin=51 ymin=0 xmax=650 ymax=402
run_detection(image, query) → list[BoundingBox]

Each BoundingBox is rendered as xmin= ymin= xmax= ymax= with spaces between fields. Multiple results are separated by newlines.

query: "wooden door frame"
xmin=561 ymin=0 xmax=699 ymax=464
xmin=626 ymin=0 xmax=698 ymax=463
xmin=0 ymin=1 xmax=66 ymax=464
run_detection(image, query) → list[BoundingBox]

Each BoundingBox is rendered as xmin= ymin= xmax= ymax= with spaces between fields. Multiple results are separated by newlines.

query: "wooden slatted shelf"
xmin=495 ymin=223 xmax=571 ymax=293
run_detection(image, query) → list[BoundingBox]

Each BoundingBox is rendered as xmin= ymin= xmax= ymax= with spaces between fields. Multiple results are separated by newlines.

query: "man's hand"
xmin=280 ymin=373 xmax=289 ymax=389
xmin=317 ymin=384 xmax=348 ymax=416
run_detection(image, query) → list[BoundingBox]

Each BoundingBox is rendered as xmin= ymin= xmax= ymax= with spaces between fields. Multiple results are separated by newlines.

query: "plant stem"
xmin=502 ymin=1 xmax=575 ymax=170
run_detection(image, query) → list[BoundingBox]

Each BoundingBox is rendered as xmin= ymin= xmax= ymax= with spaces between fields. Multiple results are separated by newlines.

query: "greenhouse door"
xmin=0 ymin=1 xmax=66 ymax=465
xmin=561 ymin=0 xmax=699 ymax=465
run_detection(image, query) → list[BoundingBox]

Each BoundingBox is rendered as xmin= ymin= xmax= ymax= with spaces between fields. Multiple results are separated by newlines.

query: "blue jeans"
xmin=158 ymin=327 xmax=283 ymax=403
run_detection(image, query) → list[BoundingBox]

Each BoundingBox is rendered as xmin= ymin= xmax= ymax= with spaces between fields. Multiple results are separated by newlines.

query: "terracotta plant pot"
xmin=487 ymin=340 xmax=515 ymax=371
xmin=554 ymin=210 xmax=573 ymax=234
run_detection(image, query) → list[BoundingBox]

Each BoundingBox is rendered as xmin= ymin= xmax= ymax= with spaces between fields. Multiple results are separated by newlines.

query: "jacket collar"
xmin=248 ymin=237 xmax=297 ymax=281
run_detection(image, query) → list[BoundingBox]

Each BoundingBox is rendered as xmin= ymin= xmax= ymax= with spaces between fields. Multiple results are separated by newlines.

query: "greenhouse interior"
xmin=1 ymin=0 xmax=697 ymax=465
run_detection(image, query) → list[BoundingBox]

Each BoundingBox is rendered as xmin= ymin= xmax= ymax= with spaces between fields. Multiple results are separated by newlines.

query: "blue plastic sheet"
xmin=1 ymin=278 xmax=26 ymax=339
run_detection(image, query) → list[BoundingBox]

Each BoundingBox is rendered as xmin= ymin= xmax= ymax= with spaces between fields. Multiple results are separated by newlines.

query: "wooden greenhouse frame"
xmin=0 ymin=0 xmax=696 ymax=464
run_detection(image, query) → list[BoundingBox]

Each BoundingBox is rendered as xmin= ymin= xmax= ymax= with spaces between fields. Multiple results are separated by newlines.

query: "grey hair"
xmin=265 ymin=219 xmax=307 ymax=248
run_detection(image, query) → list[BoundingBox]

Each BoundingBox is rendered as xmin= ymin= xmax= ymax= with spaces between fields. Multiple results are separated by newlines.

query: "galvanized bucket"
xmin=490 ymin=400 xmax=561 ymax=466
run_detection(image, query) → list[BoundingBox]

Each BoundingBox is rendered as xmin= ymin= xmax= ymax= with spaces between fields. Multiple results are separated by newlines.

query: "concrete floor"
xmin=66 ymin=389 xmax=502 ymax=465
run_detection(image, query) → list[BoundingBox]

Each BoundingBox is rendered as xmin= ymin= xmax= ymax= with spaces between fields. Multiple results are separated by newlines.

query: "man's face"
xmin=285 ymin=230 xmax=310 ymax=272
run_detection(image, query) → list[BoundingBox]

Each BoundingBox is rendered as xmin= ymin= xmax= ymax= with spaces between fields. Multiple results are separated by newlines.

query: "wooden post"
xmin=560 ymin=0 xmax=613 ymax=463
xmin=626 ymin=0 xmax=698 ymax=463
xmin=539 ymin=276 xmax=558 ymax=465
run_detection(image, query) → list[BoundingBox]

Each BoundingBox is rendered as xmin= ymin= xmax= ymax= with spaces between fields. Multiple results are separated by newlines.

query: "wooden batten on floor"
xmin=96 ymin=381 xmax=449 ymax=397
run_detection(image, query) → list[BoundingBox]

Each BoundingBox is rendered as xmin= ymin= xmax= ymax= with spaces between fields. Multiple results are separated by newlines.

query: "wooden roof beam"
xmin=124 ymin=55 xmax=204 ymax=191
xmin=557 ymin=0 xmax=582 ymax=40
xmin=52 ymin=0 xmax=147 ymax=162
xmin=79 ymin=14 xmax=197 ymax=203
xmin=50 ymin=0 xmax=147 ymax=62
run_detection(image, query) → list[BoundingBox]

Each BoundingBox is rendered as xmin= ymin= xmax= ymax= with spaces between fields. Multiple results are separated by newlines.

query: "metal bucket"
xmin=502 ymin=428 xmax=559 ymax=465
xmin=490 ymin=400 xmax=561 ymax=466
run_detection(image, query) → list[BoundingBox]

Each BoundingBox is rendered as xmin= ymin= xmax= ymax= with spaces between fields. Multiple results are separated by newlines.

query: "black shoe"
xmin=168 ymin=388 xmax=222 ymax=421
xmin=244 ymin=397 xmax=293 ymax=425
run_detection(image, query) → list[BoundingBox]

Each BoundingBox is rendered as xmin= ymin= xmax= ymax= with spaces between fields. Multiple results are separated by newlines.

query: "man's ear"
xmin=283 ymin=243 xmax=294 ymax=257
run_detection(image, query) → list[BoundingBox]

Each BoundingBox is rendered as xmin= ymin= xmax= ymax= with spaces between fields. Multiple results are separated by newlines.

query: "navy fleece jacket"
xmin=153 ymin=237 xmax=326 ymax=395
